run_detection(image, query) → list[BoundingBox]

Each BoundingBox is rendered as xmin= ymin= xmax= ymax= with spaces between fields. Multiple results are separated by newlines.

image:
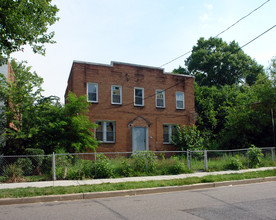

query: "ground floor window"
xmin=95 ymin=121 xmax=115 ymax=143
xmin=163 ymin=124 xmax=177 ymax=144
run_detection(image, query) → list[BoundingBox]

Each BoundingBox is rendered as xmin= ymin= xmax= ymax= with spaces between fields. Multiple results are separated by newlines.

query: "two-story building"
xmin=65 ymin=61 xmax=195 ymax=152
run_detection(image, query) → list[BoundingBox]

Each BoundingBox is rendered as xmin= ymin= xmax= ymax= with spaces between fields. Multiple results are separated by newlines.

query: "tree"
xmin=184 ymin=37 xmax=264 ymax=87
xmin=171 ymin=125 xmax=204 ymax=151
xmin=0 ymin=0 xmax=59 ymax=63
xmin=0 ymin=60 xmax=98 ymax=154
xmin=220 ymin=59 xmax=276 ymax=149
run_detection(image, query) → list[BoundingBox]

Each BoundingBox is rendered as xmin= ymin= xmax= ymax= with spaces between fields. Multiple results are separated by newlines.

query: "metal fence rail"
xmin=0 ymin=147 xmax=275 ymax=182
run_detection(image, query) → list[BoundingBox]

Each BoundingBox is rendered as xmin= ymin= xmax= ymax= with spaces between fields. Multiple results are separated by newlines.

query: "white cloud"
xmin=204 ymin=3 xmax=214 ymax=11
xmin=200 ymin=13 xmax=211 ymax=22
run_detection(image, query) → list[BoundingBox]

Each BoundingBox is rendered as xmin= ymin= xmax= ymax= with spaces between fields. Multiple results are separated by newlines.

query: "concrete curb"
xmin=1 ymin=176 xmax=276 ymax=206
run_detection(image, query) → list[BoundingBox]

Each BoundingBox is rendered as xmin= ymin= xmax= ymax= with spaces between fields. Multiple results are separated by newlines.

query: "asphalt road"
xmin=1 ymin=181 xmax=276 ymax=220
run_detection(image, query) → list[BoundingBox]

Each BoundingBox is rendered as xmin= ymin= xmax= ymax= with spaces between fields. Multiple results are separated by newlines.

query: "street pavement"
xmin=1 ymin=181 xmax=276 ymax=219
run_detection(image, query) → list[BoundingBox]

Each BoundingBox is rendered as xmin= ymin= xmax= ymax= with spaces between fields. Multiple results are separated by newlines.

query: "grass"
xmin=0 ymin=169 xmax=275 ymax=199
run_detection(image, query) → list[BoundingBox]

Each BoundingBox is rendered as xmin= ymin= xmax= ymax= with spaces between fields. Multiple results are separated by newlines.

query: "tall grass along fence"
xmin=0 ymin=147 xmax=275 ymax=183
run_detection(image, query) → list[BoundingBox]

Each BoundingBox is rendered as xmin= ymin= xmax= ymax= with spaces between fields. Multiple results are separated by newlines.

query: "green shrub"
xmin=3 ymin=163 xmax=25 ymax=182
xmin=81 ymin=159 xmax=95 ymax=178
xmin=66 ymin=166 xmax=85 ymax=180
xmin=226 ymin=155 xmax=243 ymax=170
xmin=15 ymin=158 xmax=33 ymax=176
xmin=168 ymin=157 xmax=187 ymax=174
xmin=95 ymin=154 xmax=114 ymax=178
xmin=25 ymin=148 xmax=45 ymax=175
xmin=131 ymin=151 xmax=157 ymax=173
xmin=117 ymin=158 xmax=133 ymax=177
xmin=248 ymin=145 xmax=263 ymax=168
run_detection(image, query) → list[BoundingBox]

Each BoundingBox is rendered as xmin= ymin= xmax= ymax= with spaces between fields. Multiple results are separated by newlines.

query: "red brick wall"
xmin=65 ymin=61 xmax=195 ymax=152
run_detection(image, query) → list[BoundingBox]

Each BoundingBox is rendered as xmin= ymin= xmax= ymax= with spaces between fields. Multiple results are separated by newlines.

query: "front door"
xmin=132 ymin=127 xmax=148 ymax=152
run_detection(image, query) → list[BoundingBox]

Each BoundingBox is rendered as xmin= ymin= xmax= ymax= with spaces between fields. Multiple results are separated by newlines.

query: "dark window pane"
xmin=107 ymin=132 xmax=114 ymax=141
xmin=135 ymin=89 xmax=142 ymax=97
xmin=88 ymin=93 xmax=96 ymax=101
xmin=163 ymin=134 xmax=169 ymax=143
xmin=157 ymin=99 xmax=164 ymax=107
xmin=96 ymin=131 xmax=103 ymax=141
xmin=113 ymin=95 xmax=120 ymax=103
xmin=177 ymin=101 xmax=183 ymax=109
xmin=135 ymin=97 xmax=142 ymax=105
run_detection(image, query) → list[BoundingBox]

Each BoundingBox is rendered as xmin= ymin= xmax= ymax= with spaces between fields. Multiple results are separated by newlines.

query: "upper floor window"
xmin=134 ymin=87 xmax=144 ymax=106
xmin=95 ymin=121 xmax=115 ymax=143
xmin=111 ymin=85 xmax=122 ymax=105
xmin=163 ymin=124 xmax=177 ymax=144
xmin=87 ymin=83 xmax=98 ymax=103
xmin=176 ymin=92 xmax=185 ymax=109
xmin=156 ymin=89 xmax=165 ymax=108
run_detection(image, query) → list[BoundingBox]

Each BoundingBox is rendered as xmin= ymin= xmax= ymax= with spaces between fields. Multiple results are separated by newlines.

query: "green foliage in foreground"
xmin=0 ymin=60 xmax=98 ymax=154
xmin=0 ymin=169 xmax=275 ymax=199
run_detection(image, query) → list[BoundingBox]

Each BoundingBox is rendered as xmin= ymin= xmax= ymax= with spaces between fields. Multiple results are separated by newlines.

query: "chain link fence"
xmin=0 ymin=147 xmax=275 ymax=183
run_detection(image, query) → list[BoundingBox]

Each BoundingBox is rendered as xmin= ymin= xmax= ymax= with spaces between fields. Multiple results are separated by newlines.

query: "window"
xmin=176 ymin=92 xmax=185 ymax=109
xmin=134 ymin=87 xmax=144 ymax=106
xmin=111 ymin=85 xmax=122 ymax=104
xmin=156 ymin=89 xmax=165 ymax=108
xmin=95 ymin=121 xmax=115 ymax=143
xmin=163 ymin=124 xmax=177 ymax=144
xmin=87 ymin=83 xmax=98 ymax=103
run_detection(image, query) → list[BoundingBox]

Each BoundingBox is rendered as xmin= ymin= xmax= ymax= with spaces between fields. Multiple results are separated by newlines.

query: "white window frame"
xmin=111 ymin=85 xmax=122 ymax=105
xmin=176 ymin=91 xmax=185 ymax=109
xmin=87 ymin=83 xmax=98 ymax=103
xmin=134 ymin=87 xmax=144 ymax=106
xmin=95 ymin=121 xmax=116 ymax=143
xmin=156 ymin=89 xmax=165 ymax=108
xmin=163 ymin=124 xmax=177 ymax=144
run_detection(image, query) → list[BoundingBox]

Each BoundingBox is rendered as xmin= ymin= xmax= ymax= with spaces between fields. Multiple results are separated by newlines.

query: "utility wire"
xmin=240 ymin=24 xmax=276 ymax=49
xmin=214 ymin=0 xmax=271 ymax=38
xmin=159 ymin=0 xmax=271 ymax=68
xmin=99 ymin=25 xmax=276 ymax=112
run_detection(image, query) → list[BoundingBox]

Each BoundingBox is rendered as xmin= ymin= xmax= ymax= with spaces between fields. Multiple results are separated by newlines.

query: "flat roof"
xmin=73 ymin=60 xmax=194 ymax=78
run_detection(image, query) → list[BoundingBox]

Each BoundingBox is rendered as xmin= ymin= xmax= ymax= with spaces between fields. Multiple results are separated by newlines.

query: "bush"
xmin=226 ymin=155 xmax=243 ymax=170
xmin=15 ymin=158 xmax=33 ymax=176
xmin=167 ymin=156 xmax=187 ymax=174
xmin=248 ymin=145 xmax=263 ymax=168
xmin=3 ymin=163 xmax=25 ymax=183
xmin=95 ymin=154 xmax=114 ymax=178
xmin=131 ymin=151 xmax=157 ymax=173
xmin=117 ymin=157 xmax=133 ymax=177
xmin=25 ymin=148 xmax=45 ymax=175
xmin=66 ymin=165 xmax=85 ymax=180
xmin=81 ymin=159 xmax=95 ymax=178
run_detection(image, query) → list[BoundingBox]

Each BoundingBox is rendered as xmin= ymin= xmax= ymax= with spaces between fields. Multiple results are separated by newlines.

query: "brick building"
xmin=65 ymin=61 xmax=195 ymax=152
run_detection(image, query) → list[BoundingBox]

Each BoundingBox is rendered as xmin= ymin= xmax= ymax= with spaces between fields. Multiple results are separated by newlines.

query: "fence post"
xmin=52 ymin=152 xmax=56 ymax=181
xmin=247 ymin=149 xmax=249 ymax=168
xmin=204 ymin=150 xmax=208 ymax=171
xmin=187 ymin=150 xmax=190 ymax=169
xmin=94 ymin=152 xmax=97 ymax=178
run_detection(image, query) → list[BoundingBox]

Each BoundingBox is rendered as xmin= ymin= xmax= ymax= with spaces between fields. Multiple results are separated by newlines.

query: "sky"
xmin=12 ymin=0 xmax=276 ymax=103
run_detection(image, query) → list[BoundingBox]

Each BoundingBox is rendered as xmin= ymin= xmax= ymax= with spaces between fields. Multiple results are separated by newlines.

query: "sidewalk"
xmin=1 ymin=167 xmax=275 ymax=190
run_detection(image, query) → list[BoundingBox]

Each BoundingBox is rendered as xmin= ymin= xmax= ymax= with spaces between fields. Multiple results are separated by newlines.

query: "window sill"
xmin=156 ymin=106 xmax=165 ymax=109
xmin=99 ymin=141 xmax=115 ymax=144
xmin=111 ymin=103 xmax=122 ymax=105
